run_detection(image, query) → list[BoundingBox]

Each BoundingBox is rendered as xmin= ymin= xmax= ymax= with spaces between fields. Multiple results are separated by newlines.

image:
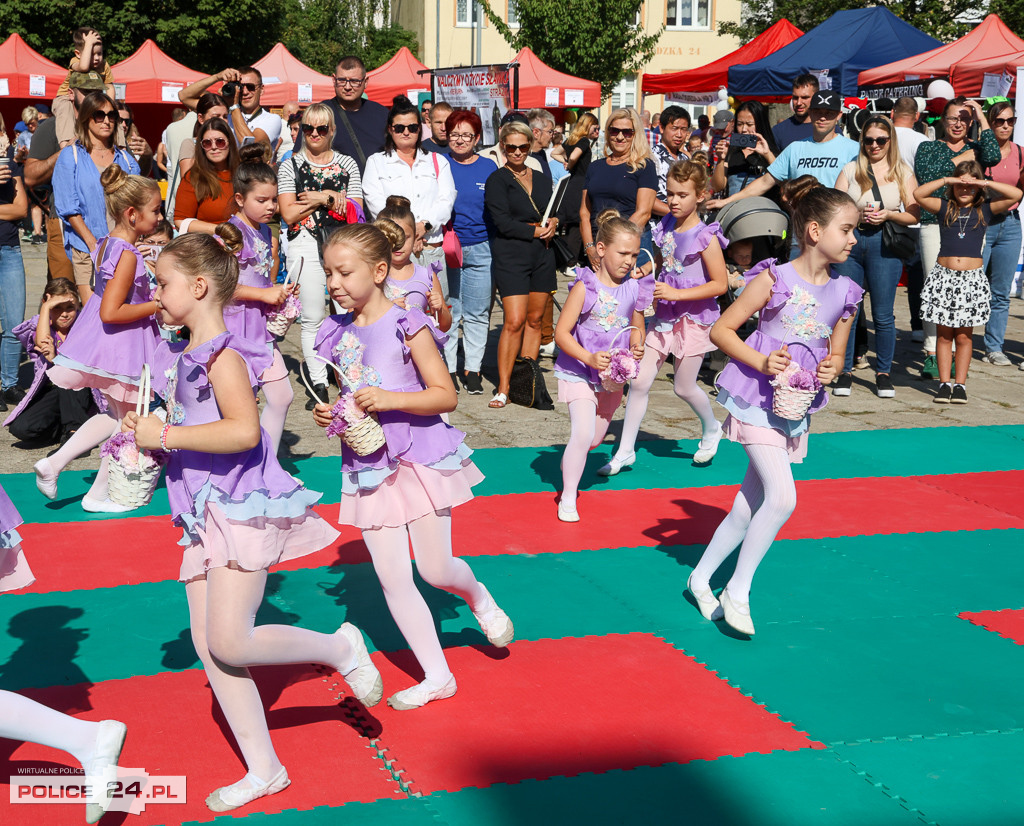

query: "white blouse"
xmin=361 ymin=149 xmax=456 ymax=243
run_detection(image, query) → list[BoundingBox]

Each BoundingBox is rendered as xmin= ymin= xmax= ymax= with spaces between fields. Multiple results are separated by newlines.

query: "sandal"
xmin=488 ymin=392 xmax=508 ymax=409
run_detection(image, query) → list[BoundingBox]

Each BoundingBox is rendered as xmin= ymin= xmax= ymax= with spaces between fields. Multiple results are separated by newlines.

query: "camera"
xmin=730 ymin=133 xmax=757 ymax=149
xmin=221 ymin=81 xmax=239 ymax=106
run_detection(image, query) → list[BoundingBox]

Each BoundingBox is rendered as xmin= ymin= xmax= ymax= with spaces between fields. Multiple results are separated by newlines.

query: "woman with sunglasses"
xmin=484 ymin=120 xmax=557 ymax=408
xmin=53 ymin=91 xmax=139 ymax=303
xmin=278 ymin=103 xmax=363 ymax=407
xmin=579 ymin=109 xmax=657 ymax=272
xmin=176 ymin=92 xmax=255 ymax=182
xmin=833 ymin=116 xmax=920 ymax=398
xmin=914 ymin=98 xmax=999 ymax=379
xmin=978 ymin=101 xmax=1024 ymax=367
xmin=173 ymin=118 xmax=239 ymax=235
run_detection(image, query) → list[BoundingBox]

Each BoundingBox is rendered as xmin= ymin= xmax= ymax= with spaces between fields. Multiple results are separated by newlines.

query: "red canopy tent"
xmin=858 ymin=14 xmax=1024 ymax=96
xmin=253 ymin=43 xmax=334 ymax=107
xmin=510 ymin=47 xmax=601 ymax=109
xmin=109 ymin=39 xmax=204 ymax=104
xmin=0 ymin=32 xmax=67 ymax=101
xmin=366 ymin=47 xmax=431 ymax=106
xmin=642 ymin=19 xmax=803 ymax=102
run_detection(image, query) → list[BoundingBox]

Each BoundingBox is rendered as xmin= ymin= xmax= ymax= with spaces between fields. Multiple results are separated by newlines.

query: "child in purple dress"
xmin=122 ymin=230 xmax=380 ymax=814
xmin=38 ymin=166 xmax=163 ymax=512
xmin=553 ymin=211 xmax=647 ymax=522
xmin=312 ymin=223 xmax=512 ymax=711
xmin=601 ymin=161 xmax=729 ymax=477
xmin=688 ymin=184 xmax=864 ymax=636
xmin=226 ymin=145 xmax=296 ymax=454
xmin=0 ymin=482 xmax=127 ymax=825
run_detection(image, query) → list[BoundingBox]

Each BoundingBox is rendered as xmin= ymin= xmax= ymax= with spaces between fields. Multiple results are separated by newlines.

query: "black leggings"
xmin=8 ymin=382 xmax=94 ymax=443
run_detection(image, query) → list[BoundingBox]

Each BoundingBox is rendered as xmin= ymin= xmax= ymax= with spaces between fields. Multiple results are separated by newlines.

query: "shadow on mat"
xmin=642 ymin=498 xmax=727 ymax=548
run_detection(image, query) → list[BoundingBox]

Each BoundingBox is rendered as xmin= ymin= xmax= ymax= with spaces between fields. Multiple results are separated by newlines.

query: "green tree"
xmin=476 ymin=0 xmax=661 ymax=100
xmin=987 ymin=0 xmax=1024 ymax=42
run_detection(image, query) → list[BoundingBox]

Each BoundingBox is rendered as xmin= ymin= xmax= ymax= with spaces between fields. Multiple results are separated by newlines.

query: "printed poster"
xmin=434 ymin=65 xmax=512 ymax=145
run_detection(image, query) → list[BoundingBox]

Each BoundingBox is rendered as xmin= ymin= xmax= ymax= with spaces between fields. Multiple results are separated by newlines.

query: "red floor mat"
xmin=960 ymin=608 xmax=1024 ymax=645
xmin=18 ymin=471 xmax=1024 ymax=595
xmin=361 ymin=634 xmax=821 ymax=794
xmin=0 ymin=666 xmax=398 ymax=826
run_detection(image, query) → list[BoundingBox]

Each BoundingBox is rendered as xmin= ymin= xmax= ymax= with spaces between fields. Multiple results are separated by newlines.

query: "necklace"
xmin=956 ymin=207 xmax=970 ymax=239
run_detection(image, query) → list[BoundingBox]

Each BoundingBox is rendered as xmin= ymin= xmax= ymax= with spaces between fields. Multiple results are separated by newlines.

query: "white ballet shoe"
xmin=387 ymin=676 xmax=457 ymax=710
xmin=720 ymin=588 xmax=755 ymax=636
xmin=337 ymin=622 xmax=383 ymax=706
xmin=82 ymin=720 xmax=127 ymax=824
xmin=206 ymin=766 xmax=290 ymax=812
xmin=471 ymin=584 xmax=515 ymax=647
xmin=34 ymin=458 xmax=58 ymax=500
xmin=597 ymin=451 xmax=635 ymax=477
xmin=82 ymin=496 xmax=135 ymax=514
xmin=557 ymin=501 xmax=580 ymax=522
xmin=693 ymin=426 xmax=723 ymax=465
xmin=687 ymin=574 xmax=723 ymax=622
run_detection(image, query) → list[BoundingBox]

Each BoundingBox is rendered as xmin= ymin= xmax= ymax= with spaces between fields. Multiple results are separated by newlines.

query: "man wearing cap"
xmin=773 ymin=74 xmax=819 ymax=150
xmin=707 ymin=90 xmax=859 ymax=210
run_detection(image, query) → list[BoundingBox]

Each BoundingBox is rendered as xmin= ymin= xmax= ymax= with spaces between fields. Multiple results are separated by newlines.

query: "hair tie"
xmin=213 ymin=235 xmax=226 ymax=248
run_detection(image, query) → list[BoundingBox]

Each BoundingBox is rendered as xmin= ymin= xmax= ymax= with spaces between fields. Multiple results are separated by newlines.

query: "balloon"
xmin=718 ymin=88 xmax=729 ymax=101
xmin=926 ymin=80 xmax=955 ymax=100
xmin=728 ymin=96 xmax=736 ymax=108
xmin=716 ymin=100 xmax=730 ymax=111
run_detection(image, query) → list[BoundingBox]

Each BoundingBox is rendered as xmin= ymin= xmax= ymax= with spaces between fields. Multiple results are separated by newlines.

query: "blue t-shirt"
xmin=449 ymin=155 xmax=496 ymax=246
xmin=583 ymin=158 xmax=658 ymax=224
xmin=767 ymin=135 xmax=859 ymax=188
xmin=772 ymin=116 xmax=814 ymax=151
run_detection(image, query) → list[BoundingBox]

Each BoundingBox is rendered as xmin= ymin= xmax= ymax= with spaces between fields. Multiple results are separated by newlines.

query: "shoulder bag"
xmin=867 ymin=169 xmax=916 ymax=261
xmin=508 ymin=356 xmax=554 ymax=410
xmin=432 ymin=152 xmax=463 ymax=267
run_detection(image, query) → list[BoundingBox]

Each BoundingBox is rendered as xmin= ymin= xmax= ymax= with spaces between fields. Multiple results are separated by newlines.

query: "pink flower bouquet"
xmin=325 ymin=393 xmax=386 ymax=456
xmin=770 ymin=361 xmax=821 ymax=420
xmin=101 ymin=431 xmax=168 ymax=471
xmin=599 ymin=347 xmax=640 ymax=392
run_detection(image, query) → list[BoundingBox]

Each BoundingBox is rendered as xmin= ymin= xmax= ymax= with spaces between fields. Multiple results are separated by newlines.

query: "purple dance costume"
xmin=224 ymin=216 xmax=276 ymax=357
xmin=715 ymin=260 xmax=863 ymax=461
xmin=384 ymin=261 xmax=442 ymax=313
xmin=315 ymin=306 xmax=482 ymax=530
xmin=0 ymin=484 xmax=34 ymax=593
xmin=154 ymin=333 xmax=339 ymax=582
xmin=648 ymin=217 xmax=727 ymax=358
xmin=554 ymin=267 xmax=645 ymax=399
xmin=48 ymin=237 xmax=161 ymax=404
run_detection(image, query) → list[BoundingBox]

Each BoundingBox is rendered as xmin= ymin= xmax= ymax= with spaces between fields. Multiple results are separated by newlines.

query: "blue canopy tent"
xmin=728 ymin=8 xmax=941 ymax=98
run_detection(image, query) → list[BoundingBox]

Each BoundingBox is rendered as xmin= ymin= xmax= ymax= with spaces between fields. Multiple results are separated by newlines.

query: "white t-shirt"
xmin=242 ymin=107 xmax=283 ymax=152
xmin=894 ymin=126 xmax=928 ymax=172
xmin=276 ymin=116 xmax=294 ymax=162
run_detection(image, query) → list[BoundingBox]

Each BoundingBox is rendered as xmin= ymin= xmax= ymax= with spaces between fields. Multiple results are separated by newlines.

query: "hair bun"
xmin=373 ymin=217 xmax=406 ymax=251
xmin=238 ymin=142 xmax=268 ymax=165
xmin=100 ymin=163 xmax=128 ymax=193
xmin=392 ymin=94 xmax=413 ymax=108
xmin=385 ymin=194 xmax=412 ymax=210
xmin=213 ymin=222 xmax=244 ymax=256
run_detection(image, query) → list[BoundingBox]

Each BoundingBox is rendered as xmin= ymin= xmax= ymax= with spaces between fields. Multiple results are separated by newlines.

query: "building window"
xmin=457 ymin=0 xmax=484 ymax=27
xmin=612 ymin=75 xmax=637 ymax=110
xmin=666 ymin=0 xmax=710 ymax=30
xmin=508 ymin=0 xmax=519 ymax=26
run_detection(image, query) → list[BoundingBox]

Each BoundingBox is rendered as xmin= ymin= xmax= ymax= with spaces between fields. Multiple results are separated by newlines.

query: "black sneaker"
xmin=305 ymin=384 xmax=328 ymax=411
xmin=1 ymin=386 xmax=25 ymax=406
xmin=950 ymin=384 xmax=968 ymax=404
xmin=450 ymin=372 xmax=461 ymax=394
xmin=31 ymin=234 xmax=44 ymax=245
xmin=463 ymin=371 xmax=483 ymax=394
xmin=875 ymin=373 xmax=895 ymax=398
xmin=832 ymin=373 xmax=853 ymax=396
xmin=934 ymin=383 xmax=952 ymax=404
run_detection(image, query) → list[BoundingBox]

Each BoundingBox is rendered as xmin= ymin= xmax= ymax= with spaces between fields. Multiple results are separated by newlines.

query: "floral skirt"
xmin=921 ymin=265 xmax=990 ymax=327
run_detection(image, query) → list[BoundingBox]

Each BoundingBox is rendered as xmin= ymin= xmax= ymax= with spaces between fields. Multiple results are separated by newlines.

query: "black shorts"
xmin=492 ymin=238 xmax=556 ymax=297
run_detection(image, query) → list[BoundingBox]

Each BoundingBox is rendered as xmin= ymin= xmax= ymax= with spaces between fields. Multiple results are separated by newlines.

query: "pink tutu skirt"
xmin=646 ymin=316 xmax=715 ymax=359
xmin=47 ymin=364 xmax=143 ymax=405
xmin=0 ymin=544 xmax=35 ymax=593
xmin=557 ymin=379 xmax=623 ymax=420
xmin=723 ymin=414 xmax=808 ymax=463
xmin=340 ymin=459 xmax=484 ymax=530
xmin=179 ymin=502 xmax=340 ymax=583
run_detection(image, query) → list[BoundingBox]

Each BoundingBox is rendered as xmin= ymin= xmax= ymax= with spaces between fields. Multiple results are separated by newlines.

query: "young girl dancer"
xmin=5 ymin=278 xmax=95 ymax=444
xmin=122 ymin=229 xmax=380 ymax=813
xmin=226 ymin=144 xmax=295 ymax=454
xmin=688 ymin=184 xmax=863 ymax=636
xmin=39 ymin=166 xmax=163 ymax=511
xmin=376 ymin=197 xmax=452 ymax=331
xmin=312 ymin=223 xmax=513 ymax=710
xmin=553 ymin=211 xmax=646 ymax=522
xmin=600 ymin=161 xmax=728 ymax=476
xmin=0 ymin=482 xmax=127 ymax=824
xmin=914 ymin=161 xmax=1022 ymax=403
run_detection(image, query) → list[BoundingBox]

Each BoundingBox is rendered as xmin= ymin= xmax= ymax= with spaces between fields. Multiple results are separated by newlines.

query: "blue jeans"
xmin=981 ymin=213 xmax=1022 ymax=354
xmin=833 ymin=227 xmax=902 ymax=374
xmin=0 ymin=244 xmax=26 ymax=389
xmin=445 ymin=240 xmax=492 ymax=372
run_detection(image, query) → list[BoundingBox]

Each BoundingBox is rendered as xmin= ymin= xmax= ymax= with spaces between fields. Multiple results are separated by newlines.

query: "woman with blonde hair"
xmin=561 ymin=112 xmax=600 ymax=266
xmin=277 ymin=101 xmax=363 ymax=407
xmin=833 ymin=115 xmax=920 ymax=398
xmin=579 ymin=108 xmax=657 ymax=271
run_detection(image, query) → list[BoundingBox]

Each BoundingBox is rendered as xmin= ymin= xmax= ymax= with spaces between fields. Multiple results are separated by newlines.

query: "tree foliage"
xmin=477 ymin=0 xmax=661 ymax=100
xmin=719 ymin=0 xmax=976 ymax=46
xmin=987 ymin=0 xmax=1024 ymax=43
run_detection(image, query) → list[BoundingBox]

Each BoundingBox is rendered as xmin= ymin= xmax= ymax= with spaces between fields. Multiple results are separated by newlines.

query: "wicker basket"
xmin=770 ymin=342 xmax=824 ymax=422
xmin=266 ymin=312 xmax=295 ymax=337
xmin=343 ymin=413 xmax=386 ymax=456
xmin=108 ymin=365 xmax=163 ymax=508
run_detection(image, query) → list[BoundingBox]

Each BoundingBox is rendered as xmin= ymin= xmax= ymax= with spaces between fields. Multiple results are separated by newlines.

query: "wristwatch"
xmin=229 ymin=104 xmax=239 ymax=112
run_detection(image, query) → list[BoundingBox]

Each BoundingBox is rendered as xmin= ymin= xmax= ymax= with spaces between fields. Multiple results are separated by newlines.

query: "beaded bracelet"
xmin=160 ymin=423 xmax=173 ymax=452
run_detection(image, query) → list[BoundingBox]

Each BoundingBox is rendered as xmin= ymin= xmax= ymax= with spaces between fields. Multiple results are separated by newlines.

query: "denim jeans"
xmin=981 ymin=213 xmax=1022 ymax=354
xmin=445 ymin=240 xmax=492 ymax=372
xmin=833 ymin=227 xmax=902 ymax=374
xmin=0 ymin=244 xmax=26 ymax=389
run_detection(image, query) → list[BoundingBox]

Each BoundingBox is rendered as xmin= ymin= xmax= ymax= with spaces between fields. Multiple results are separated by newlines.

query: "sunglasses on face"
xmin=201 ymin=137 xmax=229 ymax=150
xmin=239 ymin=82 xmax=259 ymax=93
xmin=301 ymin=124 xmax=330 ymax=136
xmin=503 ymin=142 xmax=530 ymax=154
xmin=607 ymin=127 xmax=635 ymax=139
xmin=91 ymin=110 xmax=119 ymax=124
xmin=390 ymin=123 xmax=418 ymax=134
xmin=863 ymin=136 xmax=889 ymax=147
xmin=993 ymin=116 xmax=1018 ymax=127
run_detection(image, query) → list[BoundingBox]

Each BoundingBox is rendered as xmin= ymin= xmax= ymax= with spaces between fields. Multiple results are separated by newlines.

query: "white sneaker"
xmin=557 ymin=501 xmax=580 ymax=522
xmin=83 ymin=720 xmax=127 ymax=824
xmin=337 ymin=623 xmax=383 ymax=706
xmin=687 ymin=574 xmax=723 ymax=621
xmin=983 ymin=351 xmax=1012 ymax=367
xmin=206 ymin=766 xmax=290 ymax=812
xmin=82 ymin=496 xmax=135 ymax=514
xmin=33 ymin=458 xmax=58 ymax=500
xmin=693 ymin=426 xmax=723 ymax=464
xmin=539 ymin=341 xmax=557 ymax=359
xmin=387 ymin=676 xmax=457 ymax=710
xmin=471 ymin=584 xmax=515 ymax=647
xmin=597 ymin=451 xmax=635 ymax=476
xmin=720 ymin=588 xmax=755 ymax=636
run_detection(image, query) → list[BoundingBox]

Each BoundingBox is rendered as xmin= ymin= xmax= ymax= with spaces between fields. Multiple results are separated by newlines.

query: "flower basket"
xmin=770 ymin=343 xmax=824 ymax=421
xmin=104 ymin=366 xmax=166 ymax=508
xmin=325 ymin=394 xmax=386 ymax=456
xmin=598 ymin=326 xmax=641 ymax=391
xmin=266 ymin=260 xmax=302 ymax=337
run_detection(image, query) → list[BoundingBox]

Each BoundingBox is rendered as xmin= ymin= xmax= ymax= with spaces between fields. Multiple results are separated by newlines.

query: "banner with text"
xmin=435 ymin=65 xmax=512 ymax=146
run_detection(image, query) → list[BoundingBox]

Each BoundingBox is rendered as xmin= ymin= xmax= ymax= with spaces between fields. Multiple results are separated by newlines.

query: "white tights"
xmin=613 ymin=349 xmax=718 ymax=461
xmin=185 ymin=567 xmax=358 ymax=782
xmin=0 ymin=690 xmax=102 ymax=768
xmin=690 ymin=443 xmax=796 ymax=603
xmin=362 ymin=509 xmax=487 ymax=685
xmin=45 ymin=396 xmax=134 ymax=500
xmin=258 ymin=349 xmax=293 ymax=457
xmin=560 ymin=398 xmax=616 ymax=510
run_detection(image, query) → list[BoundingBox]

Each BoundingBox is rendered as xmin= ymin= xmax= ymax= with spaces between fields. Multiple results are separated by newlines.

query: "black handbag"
xmin=867 ymin=169 xmax=916 ymax=261
xmin=552 ymin=234 xmax=575 ymax=270
xmin=508 ymin=357 xmax=554 ymax=410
